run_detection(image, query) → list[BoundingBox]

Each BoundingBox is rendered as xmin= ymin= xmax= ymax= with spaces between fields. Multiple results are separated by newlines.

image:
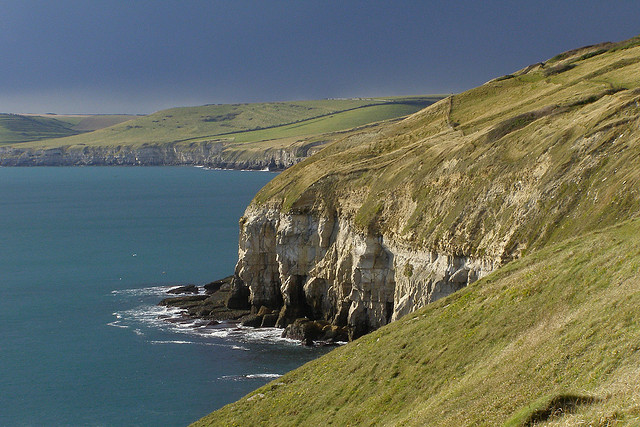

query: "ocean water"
xmin=0 ymin=167 xmax=329 ymax=426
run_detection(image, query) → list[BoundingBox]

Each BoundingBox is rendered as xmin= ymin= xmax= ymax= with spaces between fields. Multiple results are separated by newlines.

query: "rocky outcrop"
xmin=234 ymin=206 xmax=498 ymax=340
xmin=159 ymin=283 xmax=251 ymax=322
xmin=0 ymin=141 xmax=313 ymax=170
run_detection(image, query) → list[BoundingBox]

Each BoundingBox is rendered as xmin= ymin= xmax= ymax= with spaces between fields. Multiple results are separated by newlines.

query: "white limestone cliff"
xmin=235 ymin=206 xmax=498 ymax=339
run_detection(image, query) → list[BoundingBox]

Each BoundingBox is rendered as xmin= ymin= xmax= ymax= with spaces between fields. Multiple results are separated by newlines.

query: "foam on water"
xmin=219 ymin=373 xmax=282 ymax=381
xmin=231 ymin=345 xmax=250 ymax=351
xmin=111 ymin=285 xmax=178 ymax=297
xmin=109 ymin=285 xmax=298 ymax=348
xmin=245 ymin=373 xmax=282 ymax=379
xmin=106 ymin=321 xmax=129 ymax=329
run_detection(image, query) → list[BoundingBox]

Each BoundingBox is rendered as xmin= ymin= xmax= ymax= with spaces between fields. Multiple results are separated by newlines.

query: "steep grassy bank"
xmin=195 ymin=217 xmax=640 ymax=426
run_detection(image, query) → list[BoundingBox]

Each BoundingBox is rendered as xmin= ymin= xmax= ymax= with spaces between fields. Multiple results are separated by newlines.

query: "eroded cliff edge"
xmin=228 ymin=41 xmax=640 ymax=339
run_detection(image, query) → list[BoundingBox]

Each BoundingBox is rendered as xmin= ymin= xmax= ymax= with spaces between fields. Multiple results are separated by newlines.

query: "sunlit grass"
xmin=9 ymin=97 xmax=442 ymax=149
xmin=254 ymin=42 xmax=640 ymax=259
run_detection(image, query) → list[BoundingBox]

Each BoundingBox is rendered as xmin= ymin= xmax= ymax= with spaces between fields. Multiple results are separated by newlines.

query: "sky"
xmin=1 ymin=1 xmax=638 ymax=114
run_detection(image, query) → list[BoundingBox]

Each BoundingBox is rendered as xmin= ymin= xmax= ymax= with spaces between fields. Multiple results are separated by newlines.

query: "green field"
xmin=0 ymin=114 xmax=81 ymax=144
xmin=0 ymin=113 xmax=137 ymax=145
xmin=3 ymin=97 xmax=444 ymax=150
xmin=63 ymin=114 xmax=139 ymax=131
xmin=227 ymin=102 xmax=425 ymax=144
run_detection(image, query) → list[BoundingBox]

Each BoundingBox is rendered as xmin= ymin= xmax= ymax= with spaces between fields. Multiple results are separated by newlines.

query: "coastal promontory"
xmin=194 ymin=35 xmax=640 ymax=425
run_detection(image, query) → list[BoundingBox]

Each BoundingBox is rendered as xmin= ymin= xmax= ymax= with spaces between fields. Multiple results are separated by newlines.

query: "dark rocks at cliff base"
xmin=204 ymin=276 xmax=234 ymax=294
xmin=158 ymin=276 xmax=349 ymax=345
xmin=159 ymin=294 xmax=208 ymax=308
xmin=261 ymin=313 xmax=278 ymax=328
xmin=239 ymin=314 xmax=263 ymax=327
xmin=234 ymin=306 xmax=281 ymax=329
xmin=256 ymin=306 xmax=279 ymax=327
xmin=158 ymin=280 xmax=250 ymax=322
xmin=256 ymin=306 xmax=276 ymax=316
xmin=282 ymin=318 xmax=349 ymax=346
xmin=226 ymin=277 xmax=251 ymax=310
xmin=229 ymin=306 xmax=280 ymax=329
xmin=166 ymin=284 xmax=199 ymax=294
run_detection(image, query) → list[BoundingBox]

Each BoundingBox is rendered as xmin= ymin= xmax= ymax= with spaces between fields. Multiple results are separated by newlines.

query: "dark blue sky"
xmin=1 ymin=1 xmax=638 ymax=114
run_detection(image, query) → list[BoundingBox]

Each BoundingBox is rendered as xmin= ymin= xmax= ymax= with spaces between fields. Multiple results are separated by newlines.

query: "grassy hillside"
xmin=6 ymin=97 xmax=443 ymax=152
xmin=195 ymin=218 xmax=640 ymax=426
xmin=0 ymin=113 xmax=137 ymax=145
xmin=61 ymin=114 xmax=139 ymax=131
xmin=0 ymin=114 xmax=81 ymax=144
xmin=254 ymin=36 xmax=640 ymax=262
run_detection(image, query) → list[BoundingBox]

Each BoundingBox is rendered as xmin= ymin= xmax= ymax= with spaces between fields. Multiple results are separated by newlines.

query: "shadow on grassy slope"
xmin=504 ymin=394 xmax=602 ymax=426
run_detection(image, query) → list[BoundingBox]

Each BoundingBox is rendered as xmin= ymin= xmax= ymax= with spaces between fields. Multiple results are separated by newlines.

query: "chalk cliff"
xmin=236 ymin=206 xmax=497 ymax=339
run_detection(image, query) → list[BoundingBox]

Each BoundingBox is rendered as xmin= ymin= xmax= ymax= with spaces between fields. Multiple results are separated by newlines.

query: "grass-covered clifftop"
xmin=195 ymin=218 xmax=640 ymax=426
xmin=193 ymin=35 xmax=640 ymax=425
xmin=254 ymin=36 xmax=640 ymax=262
xmin=0 ymin=113 xmax=137 ymax=145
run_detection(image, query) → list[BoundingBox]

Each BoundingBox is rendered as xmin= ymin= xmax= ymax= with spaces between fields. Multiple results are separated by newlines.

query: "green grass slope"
xmin=195 ymin=217 xmax=640 ymax=426
xmin=8 ymin=97 xmax=443 ymax=151
xmin=64 ymin=114 xmax=139 ymax=131
xmin=0 ymin=113 xmax=138 ymax=144
xmin=254 ymin=36 xmax=640 ymax=262
xmin=0 ymin=113 xmax=81 ymax=144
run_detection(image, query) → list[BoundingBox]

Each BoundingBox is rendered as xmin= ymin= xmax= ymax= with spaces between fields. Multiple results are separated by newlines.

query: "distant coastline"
xmin=0 ymin=142 xmax=302 ymax=170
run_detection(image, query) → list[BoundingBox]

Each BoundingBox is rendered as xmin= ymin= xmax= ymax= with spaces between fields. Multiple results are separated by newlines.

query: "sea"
xmin=0 ymin=167 xmax=330 ymax=426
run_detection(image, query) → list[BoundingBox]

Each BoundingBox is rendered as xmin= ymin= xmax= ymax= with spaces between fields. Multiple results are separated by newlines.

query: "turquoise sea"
xmin=0 ymin=167 xmax=327 ymax=426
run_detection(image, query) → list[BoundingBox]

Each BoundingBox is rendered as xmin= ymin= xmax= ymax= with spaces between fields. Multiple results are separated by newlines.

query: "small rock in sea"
xmin=167 ymin=284 xmax=199 ymax=294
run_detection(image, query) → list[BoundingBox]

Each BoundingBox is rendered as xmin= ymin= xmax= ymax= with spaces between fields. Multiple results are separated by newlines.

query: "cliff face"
xmin=0 ymin=142 xmax=312 ymax=170
xmin=232 ymin=39 xmax=640 ymax=338
xmin=236 ymin=206 xmax=497 ymax=339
